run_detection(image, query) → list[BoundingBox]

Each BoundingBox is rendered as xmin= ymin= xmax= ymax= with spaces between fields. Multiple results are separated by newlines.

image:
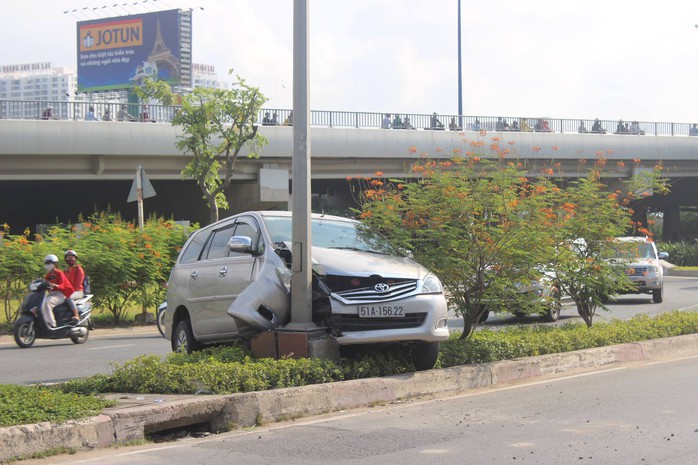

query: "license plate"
xmin=358 ymin=305 xmax=405 ymax=318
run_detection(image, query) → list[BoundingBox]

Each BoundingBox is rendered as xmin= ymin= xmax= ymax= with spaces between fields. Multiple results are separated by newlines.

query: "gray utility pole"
xmin=288 ymin=0 xmax=315 ymax=330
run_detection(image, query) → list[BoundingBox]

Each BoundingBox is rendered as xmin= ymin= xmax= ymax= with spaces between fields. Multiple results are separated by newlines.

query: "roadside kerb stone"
xmin=2 ymin=333 xmax=697 ymax=462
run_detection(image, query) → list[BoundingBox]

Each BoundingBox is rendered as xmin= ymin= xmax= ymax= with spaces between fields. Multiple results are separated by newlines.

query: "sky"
xmin=3 ymin=0 xmax=698 ymax=123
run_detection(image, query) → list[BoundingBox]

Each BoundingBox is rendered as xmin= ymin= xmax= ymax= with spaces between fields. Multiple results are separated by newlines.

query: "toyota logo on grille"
xmin=374 ymin=283 xmax=390 ymax=293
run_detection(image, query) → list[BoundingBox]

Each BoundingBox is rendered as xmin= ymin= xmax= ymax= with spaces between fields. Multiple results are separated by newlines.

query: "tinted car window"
xmin=178 ymin=230 xmax=211 ymax=264
xmin=205 ymin=224 xmax=237 ymax=260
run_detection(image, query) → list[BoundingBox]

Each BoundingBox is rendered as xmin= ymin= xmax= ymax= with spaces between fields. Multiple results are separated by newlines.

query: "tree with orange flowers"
xmin=546 ymin=166 xmax=668 ymax=327
xmin=358 ymin=158 xmax=560 ymax=337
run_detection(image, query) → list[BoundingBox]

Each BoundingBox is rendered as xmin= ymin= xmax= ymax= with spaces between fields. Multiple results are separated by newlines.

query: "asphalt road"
xmin=1 ymin=276 xmax=696 ymax=386
xmin=24 ymin=352 xmax=698 ymax=465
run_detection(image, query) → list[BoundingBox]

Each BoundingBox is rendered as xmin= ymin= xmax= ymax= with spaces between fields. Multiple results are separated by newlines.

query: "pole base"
xmin=251 ymin=328 xmax=339 ymax=362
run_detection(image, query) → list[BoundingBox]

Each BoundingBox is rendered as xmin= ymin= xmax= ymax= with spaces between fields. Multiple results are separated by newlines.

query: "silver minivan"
xmin=164 ymin=211 xmax=450 ymax=369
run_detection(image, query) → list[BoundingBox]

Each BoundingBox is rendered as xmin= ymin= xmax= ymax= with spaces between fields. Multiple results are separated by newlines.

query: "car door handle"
xmin=190 ymin=271 xmax=198 ymax=280
xmin=219 ymin=266 xmax=228 ymax=277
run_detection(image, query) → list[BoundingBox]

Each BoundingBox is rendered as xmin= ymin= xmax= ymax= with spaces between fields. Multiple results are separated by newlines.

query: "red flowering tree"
xmin=357 ymin=149 xmax=559 ymax=337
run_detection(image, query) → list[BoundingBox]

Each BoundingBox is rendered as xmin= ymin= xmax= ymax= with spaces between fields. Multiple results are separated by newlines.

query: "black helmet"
xmin=64 ymin=249 xmax=78 ymax=259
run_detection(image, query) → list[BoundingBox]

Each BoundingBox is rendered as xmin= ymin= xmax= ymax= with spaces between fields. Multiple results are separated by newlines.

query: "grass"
xmin=0 ymin=384 xmax=116 ymax=428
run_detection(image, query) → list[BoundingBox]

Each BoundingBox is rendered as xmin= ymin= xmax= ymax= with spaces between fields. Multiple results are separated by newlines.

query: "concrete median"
xmin=2 ymin=333 xmax=698 ymax=462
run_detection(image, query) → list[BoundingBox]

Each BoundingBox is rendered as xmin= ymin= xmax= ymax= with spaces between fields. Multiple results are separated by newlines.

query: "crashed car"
xmin=164 ymin=211 xmax=450 ymax=369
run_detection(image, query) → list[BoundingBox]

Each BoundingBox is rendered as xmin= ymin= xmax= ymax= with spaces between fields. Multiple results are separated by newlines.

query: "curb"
xmin=2 ymin=333 xmax=698 ymax=461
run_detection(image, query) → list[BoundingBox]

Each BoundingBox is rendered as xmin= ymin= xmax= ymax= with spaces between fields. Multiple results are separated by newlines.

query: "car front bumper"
xmin=331 ymin=293 xmax=450 ymax=345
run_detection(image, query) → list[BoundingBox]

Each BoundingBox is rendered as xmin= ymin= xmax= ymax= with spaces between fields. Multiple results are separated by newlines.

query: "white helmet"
xmin=43 ymin=254 xmax=58 ymax=264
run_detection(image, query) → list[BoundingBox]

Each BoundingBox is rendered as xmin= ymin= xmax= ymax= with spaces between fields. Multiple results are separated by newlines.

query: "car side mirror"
xmin=228 ymin=236 xmax=252 ymax=254
xmin=658 ymin=252 xmax=669 ymax=260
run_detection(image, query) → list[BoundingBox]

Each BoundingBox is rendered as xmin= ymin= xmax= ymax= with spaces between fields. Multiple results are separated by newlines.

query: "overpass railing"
xmin=1 ymin=99 xmax=695 ymax=138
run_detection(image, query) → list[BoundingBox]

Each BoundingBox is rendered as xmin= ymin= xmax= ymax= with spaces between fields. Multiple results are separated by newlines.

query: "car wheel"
xmin=652 ymin=287 xmax=663 ymax=303
xmin=172 ymin=319 xmax=201 ymax=354
xmin=410 ymin=342 xmax=440 ymax=371
xmin=541 ymin=291 xmax=562 ymax=322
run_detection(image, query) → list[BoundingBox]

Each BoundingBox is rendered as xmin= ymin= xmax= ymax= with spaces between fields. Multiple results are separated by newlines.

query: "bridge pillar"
xmin=227 ymin=168 xmax=289 ymax=214
xmin=662 ymin=206 xmax=681 ymax=242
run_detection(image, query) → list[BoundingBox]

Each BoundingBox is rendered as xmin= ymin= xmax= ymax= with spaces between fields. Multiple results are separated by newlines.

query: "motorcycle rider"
xmin=41 ymin=254 xmax=74 ymax=328
xmin=63 ymin=250 xmax=84 ymax=322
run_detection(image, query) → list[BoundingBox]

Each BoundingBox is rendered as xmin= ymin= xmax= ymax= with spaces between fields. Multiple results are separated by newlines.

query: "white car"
xmin=612 ymin=236 xmax=668 ymax=303
xmin=164 ymin=211 xmax=450 ymax=370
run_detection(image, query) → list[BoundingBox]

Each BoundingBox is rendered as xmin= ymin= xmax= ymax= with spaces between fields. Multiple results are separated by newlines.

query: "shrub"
xmin=54 ymin=311 xmax=698 ymax=399
xmin=656 ymin=241 xmax=698 ymax=266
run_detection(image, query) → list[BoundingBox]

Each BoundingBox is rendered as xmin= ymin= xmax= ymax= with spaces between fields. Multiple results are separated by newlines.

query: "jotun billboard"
xmin=77 ymin=9 xmax=192 ymax=92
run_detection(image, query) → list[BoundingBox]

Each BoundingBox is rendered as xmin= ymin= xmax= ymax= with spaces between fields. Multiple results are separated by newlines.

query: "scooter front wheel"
xmin=14 ymin=321 xmax=36 ymax=348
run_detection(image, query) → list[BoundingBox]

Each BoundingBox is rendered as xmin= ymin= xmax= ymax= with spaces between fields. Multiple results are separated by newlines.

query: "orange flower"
xmin=346 ymin=176 xmax=353 ymax=181
xmin=409 ymin=146 xmax=417 ymax=153
xmin=551 ymin=146 xmax=559 ymax=151
xmin=632 ymin=158 xmax=641 ymax=163
xmin=532 ymin=146 xmax=541 ymax=153
xmin=374 ymin=171 xmax=384 ymax=177
xmin=616 ymin=161 xmax=625 ymax=167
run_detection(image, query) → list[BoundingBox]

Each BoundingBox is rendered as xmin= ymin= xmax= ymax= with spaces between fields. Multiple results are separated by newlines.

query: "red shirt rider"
xmin=64 ymin=256 xmax=85 ymax=294
xmin=45 ymin=267 xmax=74 ymax=298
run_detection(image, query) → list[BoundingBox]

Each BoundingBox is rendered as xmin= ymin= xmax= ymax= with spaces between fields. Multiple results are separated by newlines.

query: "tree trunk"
xmin=209 ymin=202 xmax=219 ymax=225
xmin=575 ymin=300 xmax=595 ymax=327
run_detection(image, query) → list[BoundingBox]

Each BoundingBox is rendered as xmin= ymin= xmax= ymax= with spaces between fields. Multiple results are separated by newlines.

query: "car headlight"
xmin=645 ymin=266 xmax=658 ymax=273
xmin=276 ymin=266 xmax=292 ymax=292
xmin=421 ymin=274 xmax=443 ymax=294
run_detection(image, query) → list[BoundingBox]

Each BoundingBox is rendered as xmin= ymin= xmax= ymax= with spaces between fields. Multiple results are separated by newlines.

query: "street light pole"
xmin=288 ymin=0 xmax=315 ymax=330
xmin=457 ymin=0 xmax=463 ymax=129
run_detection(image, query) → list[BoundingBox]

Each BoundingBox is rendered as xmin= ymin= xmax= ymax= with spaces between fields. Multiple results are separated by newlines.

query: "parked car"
xmin=611 ymin=236 xmax=668 ymax=303
xmin=164 ymin=211 xmax=450 ymax=370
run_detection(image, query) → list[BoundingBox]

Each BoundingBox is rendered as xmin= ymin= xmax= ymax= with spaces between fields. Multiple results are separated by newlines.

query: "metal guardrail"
xmin=1 ymin=99 xmax=696 ymax=137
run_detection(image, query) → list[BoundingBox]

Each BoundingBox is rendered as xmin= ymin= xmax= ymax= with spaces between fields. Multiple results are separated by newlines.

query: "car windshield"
xmin=263 ymin=216 xmax=397 ymax=255
xmin=615 ymin=242 xmax=655 ymax=259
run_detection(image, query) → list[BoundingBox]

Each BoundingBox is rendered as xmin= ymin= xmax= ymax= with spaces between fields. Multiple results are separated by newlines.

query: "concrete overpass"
xmin=2 ymin=118 xmax=698 ymax=238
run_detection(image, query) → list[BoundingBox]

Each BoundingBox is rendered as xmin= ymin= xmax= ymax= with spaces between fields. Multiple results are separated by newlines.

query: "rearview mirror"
xmin=228 ymin=236 xmax=252 ymax=254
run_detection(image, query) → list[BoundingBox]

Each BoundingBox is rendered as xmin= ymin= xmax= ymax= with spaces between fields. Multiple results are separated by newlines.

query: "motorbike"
xmin=13 ymin=279 xmax=93 ymax=348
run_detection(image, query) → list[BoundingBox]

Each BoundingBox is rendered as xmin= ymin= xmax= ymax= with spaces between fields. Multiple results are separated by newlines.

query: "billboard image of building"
xmin=77 ymin=9 xmax=192 ymax=92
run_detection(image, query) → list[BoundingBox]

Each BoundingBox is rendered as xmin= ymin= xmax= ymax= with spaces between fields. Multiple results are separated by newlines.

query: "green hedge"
xmin=2 ymin=311 xmax=696 ymax=428
xmin=57 ymin=311 xmax=698 ymax=397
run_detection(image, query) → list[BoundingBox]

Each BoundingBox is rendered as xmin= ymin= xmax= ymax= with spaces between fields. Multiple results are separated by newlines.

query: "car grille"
xmin=333 ymin=280 xmax=419 ymax=303
xmin=626 ymin=267 xmax=648 ymax=276
xmin=330 ymin=313 xmax=427 ymax=332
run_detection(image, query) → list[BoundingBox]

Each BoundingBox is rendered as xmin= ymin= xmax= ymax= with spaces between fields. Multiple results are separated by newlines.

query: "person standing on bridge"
xmin=118 ymin=105 xmax=135 ymax=122
xmin=41 ymin=106 xmax=56 ymax=120
xmin=690 ymin=124 xmax=698 ymax=136
xmin=382 ymin=113 xmax=392 ymax=129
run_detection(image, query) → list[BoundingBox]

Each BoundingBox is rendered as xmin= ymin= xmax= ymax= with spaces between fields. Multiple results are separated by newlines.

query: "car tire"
xmin=410 ymin=342 xmax=440 ymax=371
xmin=652 ymin=287 xmax=663 ymax=304
xmin=172 ymin=319 xmax=201 ymax=354
xmin=541 ymin=291 xmax=562 ymax=322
